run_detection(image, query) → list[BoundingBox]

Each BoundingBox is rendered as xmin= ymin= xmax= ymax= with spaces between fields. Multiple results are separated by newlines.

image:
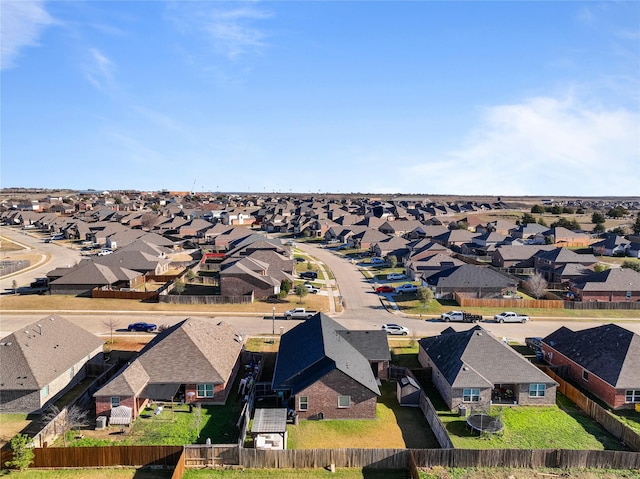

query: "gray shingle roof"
xmin=1 ymin=315 xmax=104 ymax=390
xmin=419 ymin=326 xmax=554 ymax=388
xmin=543 ymin=324 xmax=640 ymax=388
xmin=272 ymin=313 xmax=381 ymax=396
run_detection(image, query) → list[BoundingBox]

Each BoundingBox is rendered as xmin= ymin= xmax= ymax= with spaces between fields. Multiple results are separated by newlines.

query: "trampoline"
xmin=466 ymin=413 xmax=504 ymax=434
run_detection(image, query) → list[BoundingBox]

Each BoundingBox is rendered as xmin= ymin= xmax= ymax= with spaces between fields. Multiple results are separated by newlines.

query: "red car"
xmin=375 ymin=285 xmax=395 ymax=293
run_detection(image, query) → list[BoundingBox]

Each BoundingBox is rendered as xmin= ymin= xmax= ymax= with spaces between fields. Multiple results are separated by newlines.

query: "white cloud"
xmin=85 ymin=48 xmax=116 ymax=92
xmin=168 ymin=1 xmax=271 ymax=59
xmin=1 ymin=0 xmax=55 ymax=70
xmin=398 ymin=94 xmax=640 ymax=196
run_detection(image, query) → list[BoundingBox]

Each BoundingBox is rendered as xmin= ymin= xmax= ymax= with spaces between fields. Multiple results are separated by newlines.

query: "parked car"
xmin=304 ymin=284 xmax=320 ymax=294
xmin=370 ymin=257 xmax=386 ymax=264
xmin=493 ymin=311 xmax=530 ymax=323
xmin=300 ymin=271 xmax=318 ymax=280
xmin=97 ymin=249 xmax=113 ymax=256
xmin=127 ymin=322 xmax=157 ymax=332
xmin=395 ymin=283 xmax=418 ymax=294
xmin=294 ymin=257 xmax=306 ymax=262
xmin=440 ymin=311 xmax=482 ymax=323
xmin=387 ymin=272 xmax=405 ymax=280
xmin=375 ymin=285 xmax=395 ymax=293
xmin=381 ymin=324 xmax=409 ymax=335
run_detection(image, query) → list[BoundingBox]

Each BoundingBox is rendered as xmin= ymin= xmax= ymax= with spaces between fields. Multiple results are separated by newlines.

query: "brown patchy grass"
xmin=0 ymin=293 xmax=329 ymax=315
xmin=0 ymin=413 xmax=30 ymax=448
xmin=0 ymin=470 xmax=172 ymax=478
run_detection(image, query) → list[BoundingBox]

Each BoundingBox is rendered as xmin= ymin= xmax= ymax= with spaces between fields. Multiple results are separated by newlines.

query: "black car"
xmin=128 ymin=322 xmax=157 ymax=332
xmin=300 ymin=271 xmax=318 ymax=280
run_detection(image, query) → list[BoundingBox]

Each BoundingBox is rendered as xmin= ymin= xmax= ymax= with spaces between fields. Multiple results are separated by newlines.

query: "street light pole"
xmin=272 ymin=306 xmax=276 ymax=337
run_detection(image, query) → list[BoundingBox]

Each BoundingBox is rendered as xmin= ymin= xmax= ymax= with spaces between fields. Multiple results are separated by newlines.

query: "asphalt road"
xmin=1 ymin=233 xmax=639 ymax=344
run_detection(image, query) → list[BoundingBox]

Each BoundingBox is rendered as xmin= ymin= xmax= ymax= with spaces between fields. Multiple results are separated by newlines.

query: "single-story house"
xmin=94 ymin=319 xmax=244 ymax=421
xmin=569 ymin=268 xmax=640 ymax=302
xmin=0 ymin=315 xmax=104 ymax=413
xmin=418 ymin=326 xmax=557 ymax=411
xmin=272 ymin=313 xmax=389 ymax=420
xmin=542 ymin=324 xmax=640 ymax=410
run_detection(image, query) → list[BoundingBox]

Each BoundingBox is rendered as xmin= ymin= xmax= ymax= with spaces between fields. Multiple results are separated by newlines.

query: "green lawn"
xmin=287 ymin=382 xmax=438 ymax=450
xmin=435 ymin=394 xmax=626 ymax=450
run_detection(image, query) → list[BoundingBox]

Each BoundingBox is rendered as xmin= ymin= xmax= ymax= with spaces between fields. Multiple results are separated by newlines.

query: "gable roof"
xmin=272 ymin=314 xmax=380 ymax=396
xmin=95 ymin=319 xmax=243 ymax=397
xmin=543 ymin=324 xmax=640 ymax=388
xmin=426 ymin=264 xmax=517 ymax=288
xmin=419 ymin=326 xmax=554 ymax=388
xmin=571 ymin=268 xmax=640 ymax=292
xmin=1 ymin=315 xmax=104 ymax=390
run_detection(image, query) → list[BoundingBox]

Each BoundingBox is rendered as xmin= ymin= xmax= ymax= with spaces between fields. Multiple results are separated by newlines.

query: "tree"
xmin=633 ymin=214 xmax=640 ymax=235
xmin=551 ymin=217 xmax=580 ymax=230
xmin=140 ymin=212 xmax=160 ymax=229
xmin=610 ymin=226 xmax=627 ymax=236
xmin=306 ymin=260 xmax=314 ymax=271
xmin=607 ymin=206 xmax=628 ymax=218
xmin=416 ymin=286 xmax=433 ymax=310
xmin=387 ymin=255 xmax=398 ymax=268
xmin=43 ymin=405 xmax=89 ymax=447
xmin=576 ymin=208 xmax=585 ymax=215
xmin=294 ymin=284 xmax=309 ymax=303
xmin=186 ymin=269 xmax=196 ymax=282
xmin=562 ymin=207 xmax=574 ymax=214
xmin=521 ymin=213 xmax=537 ymax=224
xmin=102 ymin=317 xmax=120 ymax=344
xmin=591 ymin=212 xmax=606 ymax=224
xmin=593 ymin=263 xmax=610 ymax=273
xmin=4 ymin=433 xmax=34 ymax=470
xmin=173 ymin=279 xmax=186 ymax=295
xmin=280 ymin=279 xmax=291 ymax=295
xmin=531 ymin=204 xmax=545 ymax=214
xmin=537 ymin=217 xmax=547 ymax=227
xmin=592 ymin=223 xmax=606 ymax=234
xmin=550 ymin=205 xmax=562 ymax=215
xmin=523 ymin=273 xmax=547 ymax=299
xmin=622 ymin=261 xmax=640 ymax=273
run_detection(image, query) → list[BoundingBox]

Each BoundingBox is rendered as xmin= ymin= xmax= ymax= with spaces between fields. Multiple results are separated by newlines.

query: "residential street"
xmin=1 ymin=230 xmax=639 ymax=344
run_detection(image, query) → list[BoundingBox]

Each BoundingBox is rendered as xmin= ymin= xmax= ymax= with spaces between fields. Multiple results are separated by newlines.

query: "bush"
xmin=5 ymin=433 xmax=34 ymax=471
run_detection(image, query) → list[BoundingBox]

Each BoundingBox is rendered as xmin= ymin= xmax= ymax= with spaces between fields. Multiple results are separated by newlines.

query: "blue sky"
xmin=2 ymin=1 xmax=639 ymax=196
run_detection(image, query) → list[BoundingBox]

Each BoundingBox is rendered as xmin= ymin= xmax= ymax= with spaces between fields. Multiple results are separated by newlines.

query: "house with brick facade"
xmin=542 ymin=324 xmax=640 ymax=410
xmin=418 ymin=326 xmax=557 ymax=412
xmin=568 ymin=268 xmax=640 ymax=302
xmin=0 ymin=315 xmax=104 ymax=413
xmin=272 ymin=313 xmax=389 ymax=420
xmin=94 ymin=318 xmax=243 ymax=422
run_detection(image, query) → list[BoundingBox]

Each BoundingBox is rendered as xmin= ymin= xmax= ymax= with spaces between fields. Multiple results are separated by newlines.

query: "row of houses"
xmin=2 ymin=314 xmax=638 ymax=426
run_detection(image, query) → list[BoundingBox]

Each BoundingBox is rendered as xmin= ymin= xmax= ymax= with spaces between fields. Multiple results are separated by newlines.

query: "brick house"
xmin=542 ymin=324 xmax=640 ymax=410
xmin=569 ymin=268 xmax=640 ymax=302
xmin=94 ymin=319 xmax=243 ymax=421
xmin=0 ymin=315 xmax=104 ymax=413
xmin=272 ymin=314 xmax=389 ymax=420
xmin=418 ymin=326 xmax=557 ymax=412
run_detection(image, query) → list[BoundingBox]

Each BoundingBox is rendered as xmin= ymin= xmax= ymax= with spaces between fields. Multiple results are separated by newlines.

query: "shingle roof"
xmin=426 ymin=264 xmax=517 ymax=288
xmin=571 ymin=268 xmax=640 ymax=292
xmin=419 ymin=326 xmax=554 ymax=388
xmin=94 ymin=319 xmax=243 ymax=397
xmin=1 ymin=315 xmax=104 ymax=390
xmin=543 ymin=324 xmax=640 ymax=388
xmin=272 ymin=314 xmax=380 ymax=396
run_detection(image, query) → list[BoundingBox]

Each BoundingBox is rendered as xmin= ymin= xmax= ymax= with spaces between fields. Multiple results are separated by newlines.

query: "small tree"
xmin=102 ymin=317 xmax=120 ymax=344
xmin=294 ymin=284 xmax=309 ymax=303
xmin=523 ymin=273 xmax=548 ymax=299
xmin=594 ymin=263 xmax=610 ymax=273
xmin=43 ymin=405 xmax=89 ymax=447
xmin=531 ymin=204 xmax=545 ymax=214
xmin=416 ymin=286 xmax=433 ymax=311
xmin=186 ymin=269 xmax=196 ymax=282
xmin=306 ymin=260 xmax=313 ymax=271
xmin=537 ymin=217 xmax=547 ymax=227
xmin=387 ymin=255 xmax=398 ymax=268
xmin=173 ymin=279 xmax=186 ymax=296
xmin=5 ymin=433 xmax=34 ymax=471
xmin=140 ymin=212 xmax=160 ymax=229
xmin=592 ymin=223 xmax=606 ymax=234
xmin=591 ymin=212 xmax=606 ymax=224
xmin=280 ymin=279 xmax=291 ymax=295
xmin=521 ymin=212 xmax=537 ymax=224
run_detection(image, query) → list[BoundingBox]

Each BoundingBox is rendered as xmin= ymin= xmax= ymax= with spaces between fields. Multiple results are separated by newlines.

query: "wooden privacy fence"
xmin=236 ymin=448 xmax=640 ymax=470
xmin=543 ymin=368 xmax=640 ymax=452
xmin=183 ymin=444 xmax=239 ymax=467
xmin=92 ymin=288 xmax=159 ymax=301
xmin=418 ymin=393 xmax=454 ymax=449
xmin=456 ymin=295 xmax=564 ymax=309
xmin=564 ymin=301 xmax=640 ymax=310
xmin=170 ymin=450 xmax=186 ymax=479
xmin=30 ymin=445 xmax=182 ymax=468
xmin=159 ymin=293 xmax=253 ymax=305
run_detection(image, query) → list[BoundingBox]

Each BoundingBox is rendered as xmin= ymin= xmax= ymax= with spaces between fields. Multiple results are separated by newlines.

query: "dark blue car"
xmin=127 ymin=322 xmax=157 ymax=332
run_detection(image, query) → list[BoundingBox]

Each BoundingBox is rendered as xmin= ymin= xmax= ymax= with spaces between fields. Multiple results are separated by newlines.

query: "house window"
xmin=337 ymin=395 xmax=351 ymax=408
xmin=462 ymin=389 xmax=480 ymax=402
xmin=196 ymin=384 xmax=214 ymax=398
xmin=111 ymin=397 xmax=120 ymax=408
xmin=41 ymin=385 xmax=49 ymax=399
xmin=298 ymin=396 xmax=308 ymax=411
xmin=529 ymin=384 xmax=546 ymax=397
xmin=626 ymin=390 xmax=640 ymax=403
xmin=582 ymin=370 xmax=589 ymax=381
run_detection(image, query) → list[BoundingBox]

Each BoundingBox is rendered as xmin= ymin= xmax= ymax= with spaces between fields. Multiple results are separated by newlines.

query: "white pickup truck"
xmin=284 ymin=308 xmax=318 ymax=320
xmin=493 ymin=311 xmax=530 ymax=323
xmin=440 ymin=311 xmax=482 ymax=323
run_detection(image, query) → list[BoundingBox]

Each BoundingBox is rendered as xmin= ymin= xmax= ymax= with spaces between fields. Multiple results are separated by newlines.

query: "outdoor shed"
xmin=251 ymin=408 xmax=287 ymax=450
xmin=397 ymin=376 xmax=421 ymax=406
